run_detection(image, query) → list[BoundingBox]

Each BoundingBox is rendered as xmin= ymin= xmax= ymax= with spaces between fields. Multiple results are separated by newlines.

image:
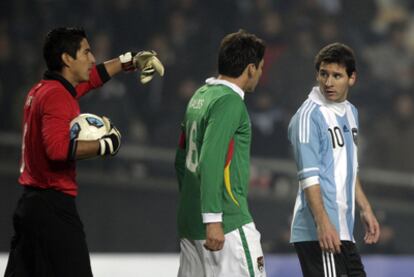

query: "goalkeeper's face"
xmin=71 ymin=38 xmax=96 ymax=83
xmin=245 ymin=59 xmax=264 ymax=93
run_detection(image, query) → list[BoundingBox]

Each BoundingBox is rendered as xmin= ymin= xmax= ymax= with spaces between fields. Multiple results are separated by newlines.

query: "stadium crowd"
xmin=2 ymin=0 xmax=414 ymax=257
xmin=1 ymin=0 xmax=414 ymax=174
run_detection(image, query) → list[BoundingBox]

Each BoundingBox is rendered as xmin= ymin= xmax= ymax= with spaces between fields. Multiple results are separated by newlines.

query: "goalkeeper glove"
xmin=98 ymin=117 xmax=122 ymax=156
xmin=119 ymin=50 xmax=165 ymax=84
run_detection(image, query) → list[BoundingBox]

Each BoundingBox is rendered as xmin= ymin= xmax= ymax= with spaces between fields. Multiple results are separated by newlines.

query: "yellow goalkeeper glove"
xmin=119 ymin=50 xmax=165 ymax=84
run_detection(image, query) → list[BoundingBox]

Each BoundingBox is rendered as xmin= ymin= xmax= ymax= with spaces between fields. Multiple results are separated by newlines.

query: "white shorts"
xmin=178 ymin=222 xmax=266 ymax=277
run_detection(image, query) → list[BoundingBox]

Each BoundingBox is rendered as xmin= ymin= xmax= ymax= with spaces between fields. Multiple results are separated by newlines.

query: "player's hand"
xmin=133 ymin=50 xmax=165 ymax=84
xmin=98 ymin=117 xmax=121 ymax=156
xmin=360 ymin=209 xmax=380 ymax=244
xmin=317 ymin=219 xmax=342 ymax=254
xmin=204 ymin=222 xmax=225 ymax=251
xmin=119 ymin=50 xmax=165 ymax=84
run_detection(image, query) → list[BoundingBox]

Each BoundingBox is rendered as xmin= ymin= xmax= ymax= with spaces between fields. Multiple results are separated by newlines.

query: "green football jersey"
xmin=175 ymin=79 xmax=253 ymax=240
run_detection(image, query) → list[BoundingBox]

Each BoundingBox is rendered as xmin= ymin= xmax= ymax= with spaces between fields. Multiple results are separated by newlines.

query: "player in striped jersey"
xmin=175 ymin=30 xmax=266 ymax=277
xmin=288 ymin=43 xmax=380 ymax=277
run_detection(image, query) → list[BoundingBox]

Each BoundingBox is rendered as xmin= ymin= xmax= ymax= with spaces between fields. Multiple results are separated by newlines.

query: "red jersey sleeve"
xmin=75 ymin=63 xmax=111 ymax=99
xmin=41 ymin=90 xmax=75 ymax=161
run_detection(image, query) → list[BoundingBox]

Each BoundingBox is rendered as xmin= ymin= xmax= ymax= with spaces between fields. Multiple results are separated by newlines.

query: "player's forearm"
xmin=199 ymin=154 xmax=226 ymax=213
xmin=304 ymin=184 xmax=331 ymax=226
xmin=355 ymin=177 xmax=373 ymax=213
xmin=103 ymin=58 xmax=123 ymax=77
xmin=75 ymin=140 xmax=100 ymax=160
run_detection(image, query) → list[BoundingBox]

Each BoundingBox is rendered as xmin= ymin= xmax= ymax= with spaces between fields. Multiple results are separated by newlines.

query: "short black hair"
xmin=315 ymin=42 xmax=356 ymax=76
xmin=218 ymin=30 xmax=266 ymax=78
xmin=43 ymin=27 xmax=87 ymax=72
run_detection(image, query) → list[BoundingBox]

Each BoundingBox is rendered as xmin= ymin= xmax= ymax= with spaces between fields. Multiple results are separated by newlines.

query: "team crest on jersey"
xmin=257 ymin=256 xmax=264 ymax=272
xmin=352 ymin=128 xmax=358 ymax=145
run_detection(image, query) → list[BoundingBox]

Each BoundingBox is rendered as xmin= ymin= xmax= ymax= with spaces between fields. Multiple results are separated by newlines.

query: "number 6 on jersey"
xmin=185 ymin=121 xmax=198 ymax=173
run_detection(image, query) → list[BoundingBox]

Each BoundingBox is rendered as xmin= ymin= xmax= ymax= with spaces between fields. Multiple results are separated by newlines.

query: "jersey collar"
xmin=43 ymin=71 xmax=77 ymax=98
xmin=308 ymin=86 xmax=347 ymax=116
xmin=205 ymin=77 xmax=245 ymax=100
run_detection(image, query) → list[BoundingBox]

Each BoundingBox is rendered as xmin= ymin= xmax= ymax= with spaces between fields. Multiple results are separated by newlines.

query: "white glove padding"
xmin=133 ymin=50 xmax=165 ymax=84
xmin=119 ymin=51 xmax=165 ymax=84
xmin=98 ymin=117 xmax=122 ymax=156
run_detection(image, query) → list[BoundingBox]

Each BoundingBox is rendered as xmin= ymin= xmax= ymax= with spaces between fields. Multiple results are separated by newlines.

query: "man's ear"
xmin=247 ymin=63 xmax=256 ymax=78
xmin=349 ymin=72 xmax=357 ymax=87
xmin=61 ymin=53 xmax=73 ymax=68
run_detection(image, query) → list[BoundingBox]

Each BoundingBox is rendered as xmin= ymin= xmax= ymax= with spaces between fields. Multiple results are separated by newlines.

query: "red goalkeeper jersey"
xmin=18 ymin=64 xmax=110 ymax=196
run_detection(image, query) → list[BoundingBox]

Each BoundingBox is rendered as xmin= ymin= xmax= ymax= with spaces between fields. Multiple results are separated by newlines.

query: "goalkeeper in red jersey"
xmin=175 ymin=30 xmax=267 ymax=277
xmin=4 ymin=27 xmax=164 ymax=277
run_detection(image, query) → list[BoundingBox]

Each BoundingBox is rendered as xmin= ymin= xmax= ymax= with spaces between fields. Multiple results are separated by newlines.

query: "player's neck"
xmin=60 ymin=69 xmax=80 ymax=87
xmin=217 ymin=75 xmax=246 ymax=92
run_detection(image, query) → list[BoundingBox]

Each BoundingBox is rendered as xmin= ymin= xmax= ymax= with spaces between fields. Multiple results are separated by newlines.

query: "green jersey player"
xmin=175 ymin=30 xmax=267 ymax=277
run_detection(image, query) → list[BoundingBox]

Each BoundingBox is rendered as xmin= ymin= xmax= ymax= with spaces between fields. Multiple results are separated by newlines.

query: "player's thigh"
xmin=6 ymin=191 xmax=92 ymax=277
xmin=294 ymin=241 xmax=348 ymax=277
xmin=45 ymin=211 xmax=92 ymax=276
xmin=197 ymin=222 xmax=266 ymax=277
xmin=35 ymin=191 xmax=92 ymax=277
xmin=241 ymin=222 xmax=266 ymax=277
xmin=341 ymin=241 xmax=366 ymax=277
xmin=45 ymin=222 xmax=92 ymax=277
xmin=178 ymin=239 xmax=205 ymax=277
xmin=4 ymin=195 xmax=37 ymax=277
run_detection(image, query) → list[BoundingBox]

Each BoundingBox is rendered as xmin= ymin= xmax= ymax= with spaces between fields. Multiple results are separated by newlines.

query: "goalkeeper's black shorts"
xmin=4 ymin=186 xmax=93 ymax=277
xmin=294 ymin=241 xmax=366 ymax=277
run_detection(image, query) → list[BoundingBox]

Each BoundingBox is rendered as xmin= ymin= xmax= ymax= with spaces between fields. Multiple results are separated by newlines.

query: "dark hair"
xmin=43 ymin=27 xmax=87 ymax=71
xmin=218 ymin=30 xmax=266 ymax=78
xmin=314 ymin=42 xmax=356 ymax=76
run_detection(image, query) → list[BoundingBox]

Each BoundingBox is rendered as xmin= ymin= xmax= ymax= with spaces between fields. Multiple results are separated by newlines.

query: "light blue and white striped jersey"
xmin=288 ymin=86 xmax=359 ymax=243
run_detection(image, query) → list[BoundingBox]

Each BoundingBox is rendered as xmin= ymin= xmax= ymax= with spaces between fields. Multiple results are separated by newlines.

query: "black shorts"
xmin=4 ymin=187 xmax=93 ymax=277
xmin=294 ymin=241 xmax=366 ymax=277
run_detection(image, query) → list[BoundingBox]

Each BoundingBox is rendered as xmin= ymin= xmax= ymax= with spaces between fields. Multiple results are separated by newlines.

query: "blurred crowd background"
xmin=0 ymin=0 xmax=413 ymax=255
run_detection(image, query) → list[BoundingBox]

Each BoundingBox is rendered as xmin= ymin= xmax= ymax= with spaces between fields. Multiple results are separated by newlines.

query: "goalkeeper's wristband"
xmin=119 ymin=52 xmax=136 ymax=71
xmin=98 ymin=133 xmax=121 ymax=156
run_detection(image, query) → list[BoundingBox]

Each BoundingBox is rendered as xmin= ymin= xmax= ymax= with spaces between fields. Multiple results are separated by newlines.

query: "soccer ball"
xmin=70 ymin=113 xmax=108 ymax=141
